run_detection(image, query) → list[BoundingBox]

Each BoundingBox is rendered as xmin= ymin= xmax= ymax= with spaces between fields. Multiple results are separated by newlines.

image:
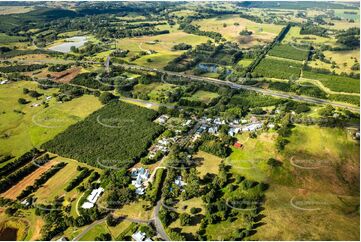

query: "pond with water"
xmin=49 ymin=36 xmax=88 ymax=53
xmin=0 ymin=227 xmax=18 ymax=241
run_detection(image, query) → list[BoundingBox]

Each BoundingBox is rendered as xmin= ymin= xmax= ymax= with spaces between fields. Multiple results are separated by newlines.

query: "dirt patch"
xmin=29 ymin=218 xmax=43 ymax=241
xmin=0 ymin=159 xmax=57 ymax=200
xmin=290 ymin=155 xmax=355 ymax=196
xmin=50 ymin=67 xmax=81 ymax=83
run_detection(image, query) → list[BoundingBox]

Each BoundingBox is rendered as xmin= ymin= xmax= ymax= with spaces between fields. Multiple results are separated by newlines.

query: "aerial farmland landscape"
xmin=0 ymin=1 xmax=359 ymax=241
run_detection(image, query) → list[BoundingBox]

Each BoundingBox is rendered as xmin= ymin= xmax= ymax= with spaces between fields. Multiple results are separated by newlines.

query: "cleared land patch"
xmin=117 ymin=30 xmax=210 ymax=69
xmin=0 ymin=81 xmax=102 ymax=157
xmin=193 ymin=15 xmax=283 ymax=47
xmin=0 ymin=158 xmax=57 ymax=200
xmin=183 ymin=90 xmax=220 ymax=104
xmin=308 ymin=49 xmax=360 ymax=75
xmin=194 ymin=151 xmax=223 ymax=178
xmin=253 ymin=125 xmax=360 ymax=240
xmin=33 ymin=156 xmax=99 ymax=203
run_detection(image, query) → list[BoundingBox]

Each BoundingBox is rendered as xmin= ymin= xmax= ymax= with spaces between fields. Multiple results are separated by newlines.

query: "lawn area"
xmin=237 ymin=58 xmax=253 ymax=67
xmin=0 ymin=81 xmax=102 ymax=158
xmin=107 ymin=220 xmax=132 ymax=239
xmin=78 ymin=221 xmax=110 ymax=241
xmin=206 ymin=217 xmax=245 ymax=241
xmin=111 ymin=200 xmax=153 ymax=220
xmin=193 ymin=151 xmax=222 ymax=178
xmin=184 ymin=90 xmax=219 ymax=104
xmin=193 ymin=15 xmax=284 ymax=47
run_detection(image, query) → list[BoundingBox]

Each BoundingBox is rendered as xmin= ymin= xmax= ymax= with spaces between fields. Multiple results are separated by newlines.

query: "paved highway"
xmin=2 ymin=57 xmax=359 ymax=112
xmin=115 ymin=63 xmax=360 ymax=113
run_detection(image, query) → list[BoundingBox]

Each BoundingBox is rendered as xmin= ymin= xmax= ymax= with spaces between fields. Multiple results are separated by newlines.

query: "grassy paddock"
xmin=0 ymin=81 xmax=102 ymax=157
xmin=183 ymin=90 xmax=220 ymax=104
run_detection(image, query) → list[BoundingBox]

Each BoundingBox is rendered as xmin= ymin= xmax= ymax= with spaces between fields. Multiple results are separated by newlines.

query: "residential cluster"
xmin=131 ymin=167 xmax=150 ymax=195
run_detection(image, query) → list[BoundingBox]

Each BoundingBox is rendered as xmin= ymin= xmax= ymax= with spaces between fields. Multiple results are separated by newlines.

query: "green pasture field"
xmin=223 ymin=124 xmax=359 ymax=240
xmin=225 ymin=132 xmax=280 ymax=182
xmin=0 ymin=81 xmax=102 ymax=158
xmin=253 ymin=57 xmax=303 ymax=79
xmin=302 ymin=71 xmax=360 ymax=93
xmin=133 ymin=82 xmax=176 ymax=100
xmin=283 ymin=26 xmax=337 ymax=46
xmin=0 ymin=33 xmax=27 ymax=44
xmin=79 ymin=222 xmax=110 ymax=241
xmin=117 ymin=29 xmax=210 ymax=69
xmin=252 ymin=125 xmax=360 ymax=240
xmin=333 ymin=9 xmax=360 ymax=21
xmin=183 ymin=90 xmax=219 ymax=104
xmin=237 ymin=58 xmax=254 ymax=67
xmin=193 ymin=151 xmax=223 ymax=178
xmin=308 ymin=49 xmax=360 ymax=75
xmin=193 ymin=15 xmax=283 ymax=48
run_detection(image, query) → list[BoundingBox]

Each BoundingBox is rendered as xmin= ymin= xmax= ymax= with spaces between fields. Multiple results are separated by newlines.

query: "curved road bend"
xmin=152 ymin=200 xmax=171 ymax=241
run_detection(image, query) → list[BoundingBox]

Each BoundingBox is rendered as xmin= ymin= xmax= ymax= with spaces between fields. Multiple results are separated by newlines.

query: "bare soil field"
xmin=0 ymin=159 xmax=58 ymax=200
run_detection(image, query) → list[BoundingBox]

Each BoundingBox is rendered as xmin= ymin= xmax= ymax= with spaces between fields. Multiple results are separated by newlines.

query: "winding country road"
xmin=152 ymin=200 xmax=171 ymax=241
xmin=72 ymin=218 xmax=106 ymax=241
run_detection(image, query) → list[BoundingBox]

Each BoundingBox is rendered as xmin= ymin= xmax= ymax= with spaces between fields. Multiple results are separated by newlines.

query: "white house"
xmin=131 ymin=168 xmax=150 ymax=195
xmin=81 ymin=187 xmax=104 ymax=209
xmin=155 ymin=115 xmax=169 ymax=124
xmin=174 ymin=176 xmax=186 ymax=187
xmin=132 ymin=231 xmax=146 ymax=242
xmin=131 ymin=231 xmax=152 ymax=242
xmin=208 ymin=126 xmax=218 ymax=134
xmin=228 ymin=127 xmax=240 ymax=136
xmin=241 ymin=123 xmax=262 ymax=132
